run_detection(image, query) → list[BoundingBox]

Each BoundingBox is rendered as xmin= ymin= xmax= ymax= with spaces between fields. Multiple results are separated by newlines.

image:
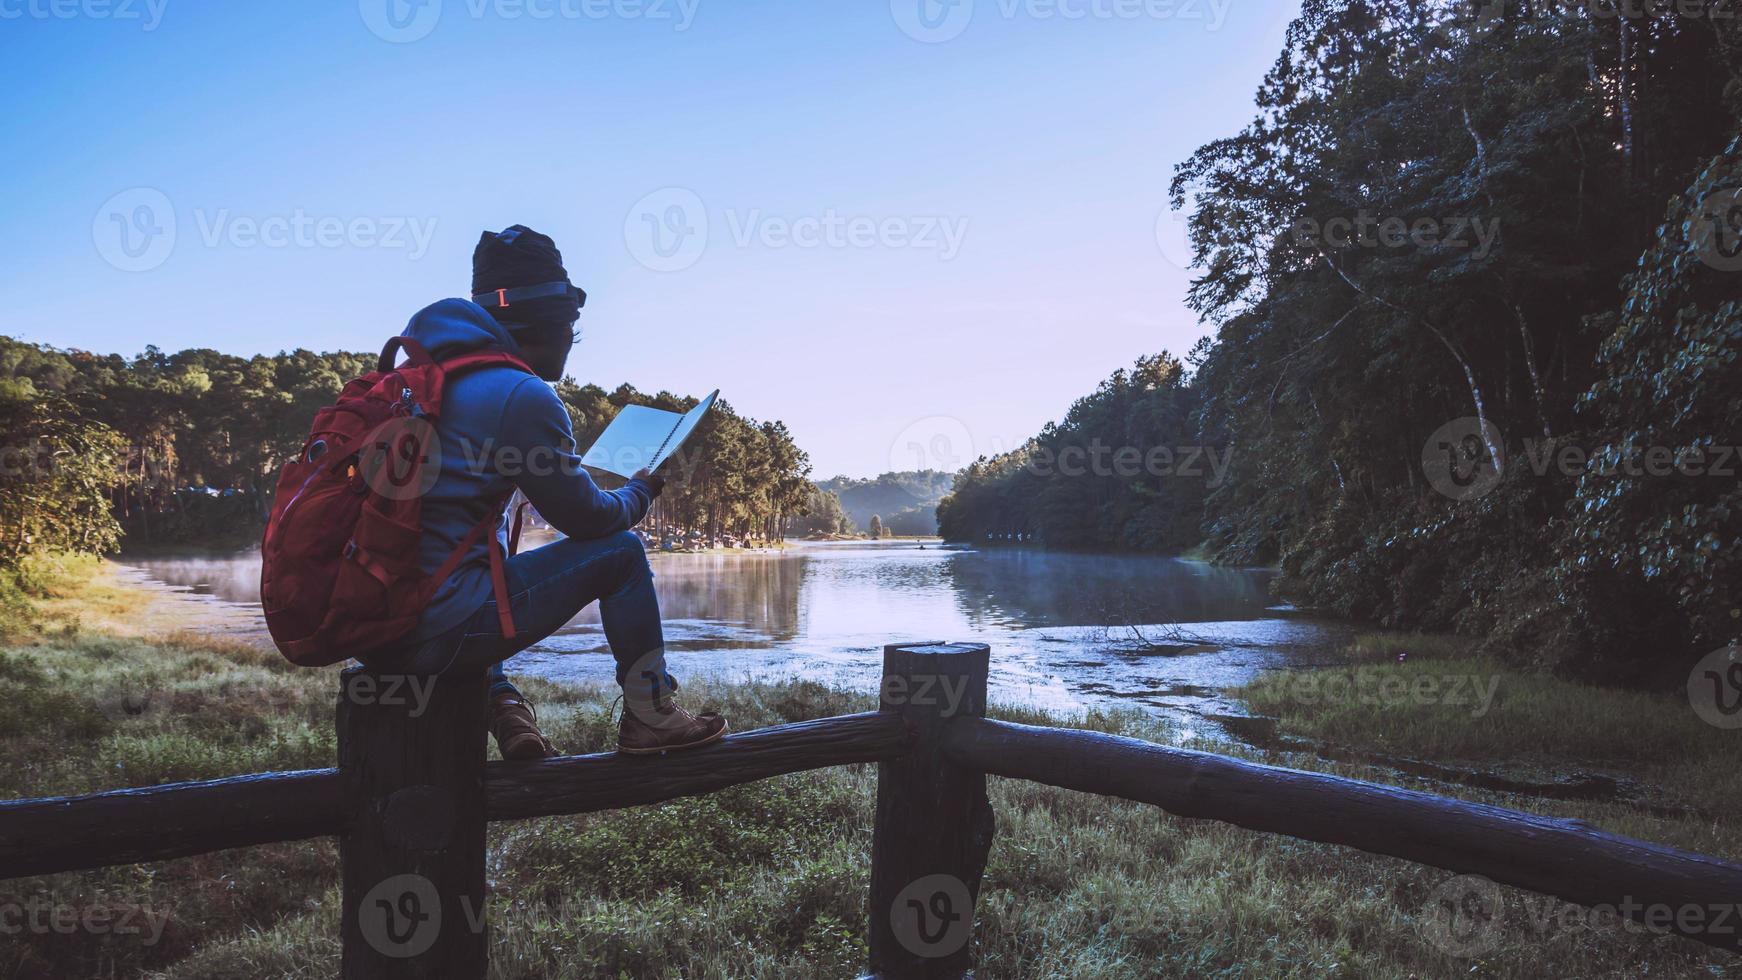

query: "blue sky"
xmin=0 ymin=0 xmax=1296 ymax=477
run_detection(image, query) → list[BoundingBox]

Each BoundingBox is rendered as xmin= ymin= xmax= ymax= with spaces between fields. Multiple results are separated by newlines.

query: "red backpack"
xmin=261 ymin=336 xmax=530 ymax=666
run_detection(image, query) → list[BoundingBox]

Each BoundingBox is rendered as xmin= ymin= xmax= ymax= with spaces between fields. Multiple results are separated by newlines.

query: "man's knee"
xmin=607 ymin=531 xmax=651 ymax=577
xmin=608 ymin=529 xmax=647 ymax=556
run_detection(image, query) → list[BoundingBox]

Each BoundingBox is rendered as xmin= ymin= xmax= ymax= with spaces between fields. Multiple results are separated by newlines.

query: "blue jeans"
xmin=373 ymin=530 xmax=672 ymax=701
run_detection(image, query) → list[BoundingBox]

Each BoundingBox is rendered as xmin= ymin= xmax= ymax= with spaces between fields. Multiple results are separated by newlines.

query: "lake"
xmin=124 ymin=538 xmax=1351 ymax=743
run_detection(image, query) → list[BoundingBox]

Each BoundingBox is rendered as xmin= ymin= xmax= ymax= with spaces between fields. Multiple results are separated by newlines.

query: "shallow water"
xmin=125 ymin=538 xmax=1351 ymax=742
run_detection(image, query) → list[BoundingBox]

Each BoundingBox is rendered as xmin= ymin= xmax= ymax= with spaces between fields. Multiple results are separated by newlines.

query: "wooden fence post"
xmin=337 ymin=667 xmax=489 ymax=980
xmin=868 ymin=642 xmax=996 ymax=979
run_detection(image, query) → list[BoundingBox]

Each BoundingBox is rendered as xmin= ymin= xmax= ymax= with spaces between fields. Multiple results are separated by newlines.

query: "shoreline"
xmin=74 ymin=557 xmax=1742 ymax=822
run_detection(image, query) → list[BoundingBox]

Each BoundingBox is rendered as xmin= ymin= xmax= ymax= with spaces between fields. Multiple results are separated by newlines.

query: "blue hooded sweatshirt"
xmin=401 ymin=298 xmax=655 ymax=641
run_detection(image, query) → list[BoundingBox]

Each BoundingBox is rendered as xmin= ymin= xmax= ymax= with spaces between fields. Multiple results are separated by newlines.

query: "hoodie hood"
xmin=402 ymin=298 xmax=522 ymax=361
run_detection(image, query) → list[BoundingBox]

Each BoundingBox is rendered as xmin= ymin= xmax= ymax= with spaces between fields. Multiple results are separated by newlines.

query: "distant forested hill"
xmin=0 ymin=337 xmax=817 ymax=552
xmin=818 ymin=471 xmax=955 ymax=536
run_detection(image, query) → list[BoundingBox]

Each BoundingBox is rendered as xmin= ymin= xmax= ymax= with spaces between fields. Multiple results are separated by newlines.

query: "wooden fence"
xmin=2 ymin=641 xmax=1739 ymax=977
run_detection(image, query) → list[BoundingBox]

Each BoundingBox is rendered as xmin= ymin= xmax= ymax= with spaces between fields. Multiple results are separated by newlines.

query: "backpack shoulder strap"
xmin=440 ymin=349 xmax=534 ymax=379
xmin=378 ymin=335 xmax=435 ymax=373
xmin=378 ymin=335 xmax=533 ymax=380
xmin=420 ymin=491 xmax=521 ymax=642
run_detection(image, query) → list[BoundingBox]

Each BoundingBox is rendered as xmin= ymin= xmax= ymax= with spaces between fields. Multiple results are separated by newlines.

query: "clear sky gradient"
xmin=0 ymin=0 xmax=1296 ymax=477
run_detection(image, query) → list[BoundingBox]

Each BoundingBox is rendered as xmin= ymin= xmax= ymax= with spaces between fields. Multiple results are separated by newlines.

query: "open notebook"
xmin=580 ymin=390 xmax=719 ymax=479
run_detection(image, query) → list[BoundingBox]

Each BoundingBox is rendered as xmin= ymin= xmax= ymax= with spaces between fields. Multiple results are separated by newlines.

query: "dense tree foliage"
xmin=785 ymin=485 xmax=857 ymax=537
xmin=0 ymin=336 xmax=816 ymax=552
xmin=940 ymin=0 xmax=1742 ymax=680
xmin=1180 ymin=0 xmax=1742 ymax=680
xmin=938 ymin=354 xmax=1207 ymax=550
xmin=0 ymin=378 xmax=122 ymax=571
xmin=0 ymin=338 xmax=371 ymax=546
xmin=1553 ymin=139 xmax=1742 ymax=680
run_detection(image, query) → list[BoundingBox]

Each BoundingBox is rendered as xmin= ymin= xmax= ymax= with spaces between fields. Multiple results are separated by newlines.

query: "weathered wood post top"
xmin=337 ymin=667 xmax=489 ymax=980
xmin=869 ymin=641 xmax=995 ymax=979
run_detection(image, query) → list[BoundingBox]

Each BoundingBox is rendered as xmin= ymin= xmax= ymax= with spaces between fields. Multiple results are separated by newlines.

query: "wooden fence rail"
xmin=0 ymin=714 xmax=912 ymax=879
xmin=0 ymin=640 xmax=1738 ymax=978
xmin=944 ymin=718 xmax=1742 ymax=954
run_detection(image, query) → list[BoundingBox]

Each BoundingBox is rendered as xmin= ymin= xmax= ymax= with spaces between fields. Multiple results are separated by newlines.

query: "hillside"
xmin=817 ymin=471 xmax=955 ymax=536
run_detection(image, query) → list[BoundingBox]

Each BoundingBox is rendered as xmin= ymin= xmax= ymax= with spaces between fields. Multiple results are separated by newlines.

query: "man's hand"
xmin=631 ymin=468 xmax=666 ymax=499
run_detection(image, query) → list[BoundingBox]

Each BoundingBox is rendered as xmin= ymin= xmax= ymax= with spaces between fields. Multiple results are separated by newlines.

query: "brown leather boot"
xmin=617 ymin=691 xmax=728 ymax=755
xmin=490 ymin=693 xmax=558 ymax=761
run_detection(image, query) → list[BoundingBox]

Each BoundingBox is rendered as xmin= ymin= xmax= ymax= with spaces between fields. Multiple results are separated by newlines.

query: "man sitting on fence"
xmin=365 ymin=225 xmax=727 ymax=759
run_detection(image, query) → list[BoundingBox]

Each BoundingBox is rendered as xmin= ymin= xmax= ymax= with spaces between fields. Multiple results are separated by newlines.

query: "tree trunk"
xmin=1509 ymin=301 xmax=1554 ymax=439
xmin=1618 ymin=14 xmax=1636 ymax=182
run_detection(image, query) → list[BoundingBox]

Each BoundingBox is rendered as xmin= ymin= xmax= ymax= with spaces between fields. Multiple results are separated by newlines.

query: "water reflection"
xmin=127 ymin=552 xmax=264 ymax=603
xmin=941 ymin=549 xmax=1279 ymax=629
xmin=123 ymin=538 xmax=1349 ymax=741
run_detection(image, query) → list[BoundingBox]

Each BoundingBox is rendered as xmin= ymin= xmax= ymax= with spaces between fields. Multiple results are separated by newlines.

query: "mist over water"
xmin=127 ymin=539 xmax=1350 ymax=742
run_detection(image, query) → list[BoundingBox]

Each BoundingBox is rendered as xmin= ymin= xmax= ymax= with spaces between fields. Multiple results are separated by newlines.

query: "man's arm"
xmin=498 ymin=376 xmax=658 ymax=538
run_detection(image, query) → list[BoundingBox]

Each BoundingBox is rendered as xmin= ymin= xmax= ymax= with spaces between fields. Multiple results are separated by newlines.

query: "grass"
xmin=1231 ymin=632 xmax=1742 ymax=824
xmin=1232 ymin=634 xmax=1701 ymax=763
xmin=1 ymin=571 xmax=1738 ymax=978
xmin=0 ymin=554 xmax=105 ymax=640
